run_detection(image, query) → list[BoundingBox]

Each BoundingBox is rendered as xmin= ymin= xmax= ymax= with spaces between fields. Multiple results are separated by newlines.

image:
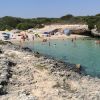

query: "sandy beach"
xmin=10 ymin=34 xmax=89 ymax=42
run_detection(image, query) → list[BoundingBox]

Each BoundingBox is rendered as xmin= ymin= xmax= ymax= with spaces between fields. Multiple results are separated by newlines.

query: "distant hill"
xmin=0 ymin=14 xmax=100 ymax=31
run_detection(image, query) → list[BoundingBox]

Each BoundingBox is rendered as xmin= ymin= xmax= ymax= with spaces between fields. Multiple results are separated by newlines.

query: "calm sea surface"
xmin=24 ymin=38 xmax=100 ymax=77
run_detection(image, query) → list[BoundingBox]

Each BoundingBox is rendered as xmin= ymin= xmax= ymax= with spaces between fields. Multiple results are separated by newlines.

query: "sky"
xmin=0 ymin=0 xmax=100 ymax=18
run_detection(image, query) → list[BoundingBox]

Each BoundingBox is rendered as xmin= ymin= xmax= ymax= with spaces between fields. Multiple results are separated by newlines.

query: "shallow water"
xmin=24 ymin=38 xmax=100 ymax=77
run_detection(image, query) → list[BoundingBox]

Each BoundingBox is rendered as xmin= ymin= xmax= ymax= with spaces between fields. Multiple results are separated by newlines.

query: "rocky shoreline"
xmin=0 ymin=42 xmax=100 ymax=100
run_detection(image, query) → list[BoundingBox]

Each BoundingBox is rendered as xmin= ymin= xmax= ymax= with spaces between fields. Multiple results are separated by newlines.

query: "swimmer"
xmin=32 ymin=35 xmax=34 ymax=41
xmin=71 ymin=38 xmax=74 ymax=42
xmin=74 ymin=36 xmax=77 ymax=40
xmin=42 ymin=39 xmax=47 ymax=42
xmin=49 ymin=42 xmax=51 ymax=46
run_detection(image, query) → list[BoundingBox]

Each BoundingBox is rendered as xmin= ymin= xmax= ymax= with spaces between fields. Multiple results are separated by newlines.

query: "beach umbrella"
xmin=64 ymin=29 xmax=71 ymax=35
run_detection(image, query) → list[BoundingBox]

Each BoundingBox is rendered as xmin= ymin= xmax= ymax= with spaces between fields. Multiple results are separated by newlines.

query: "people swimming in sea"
xmin=41 ymin=38 xmax=47 ymax=45
xmin=42 ymin=39 xmax=47 ymax=42
xmin=73 ymin=42 xmax=77 ymax=47
xmin=74 ymin=36 xmax=77 ymax=40
xmin=71 ymin=38 xmax=74 ymax=42
xmin=54 ymin=43 xmax=56 ymax=46
xmin=71 ymin=37 xmax=77 ymax=47
xmin=49 ymin=41 xmax=51 ymax=46
xmin=95 ymin=40 xmax=100 ymax=44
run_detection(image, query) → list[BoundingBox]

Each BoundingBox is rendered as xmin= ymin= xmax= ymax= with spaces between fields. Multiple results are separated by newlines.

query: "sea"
xmin=24 ymin=38 xmax=100 ymax=77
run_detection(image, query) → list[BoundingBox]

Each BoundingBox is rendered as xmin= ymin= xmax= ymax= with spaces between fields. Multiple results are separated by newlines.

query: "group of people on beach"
xmin=19 ymin=32 xmax=29 ymax=47
xmin=21 ymin=33 xmax=29 ymax=41
xmin=19 ymin=31 xmax=94 ymax=48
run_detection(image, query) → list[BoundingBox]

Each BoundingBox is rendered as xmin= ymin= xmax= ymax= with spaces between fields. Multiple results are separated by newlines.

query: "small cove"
xmin=23 ymin=38 xmax=100 ymax=77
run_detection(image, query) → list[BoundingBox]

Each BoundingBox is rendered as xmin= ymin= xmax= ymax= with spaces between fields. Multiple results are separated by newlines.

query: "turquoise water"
xmin=25 ymin=38 xmax=100 ymax=77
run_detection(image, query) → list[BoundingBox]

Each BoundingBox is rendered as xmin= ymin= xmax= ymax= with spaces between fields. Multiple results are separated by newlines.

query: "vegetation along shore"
xmin=0 ymin=14 xmax=100 ymax=32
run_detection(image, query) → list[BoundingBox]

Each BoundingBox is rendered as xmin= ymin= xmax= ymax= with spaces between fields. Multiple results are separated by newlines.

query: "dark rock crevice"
xmin=0 ymin=59 xmax=16 ymax=95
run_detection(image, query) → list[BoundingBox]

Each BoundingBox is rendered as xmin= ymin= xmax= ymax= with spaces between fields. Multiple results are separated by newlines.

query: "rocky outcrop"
xmin=0 ymin=44 xmax=100 ymax=100
xmin=71 ymin=29 xmax=92 ymax=36
xmin=22 ymin=47 xmax=32 ymax=52
xmin=0 ymin=49 xmax=3 ymax=54
xmin=91 ymin=29 xmax=100 ymax=37
xmin=0 ymin=57 xmax=16 ymax=95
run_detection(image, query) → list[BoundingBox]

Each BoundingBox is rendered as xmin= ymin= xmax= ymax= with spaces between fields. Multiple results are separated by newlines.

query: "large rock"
xmin=0 ymin=49 xmax=3 ymax=54
xmin=0 ymin=58 xmax=16 ymax=95
xmin=0 ymin=85 xmax=7 ymax=95
xmin=22 ymin=47 xmax=32 ymax=52
xmin=18 ymin=92 xmax=38 ymax=100
xmin=34 ymin=52 xmax=41 ymax=58
xmin=6 ymin=60 xmax=16 ymax=67
xmin=71 ymin=29 xmax=91 ymax=36
xmin=4 ymin=50 xmax=22 ymax=58
xmin=73 ymin=64 xmax=81 ymax=73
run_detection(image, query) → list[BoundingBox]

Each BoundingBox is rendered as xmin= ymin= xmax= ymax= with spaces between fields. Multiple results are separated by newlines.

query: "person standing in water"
xmin=74 ymin=36 xmax=77 ymax=40
xmin=48 ymin=40 xmax=51 ymax=46
xmin=71 ymin=38 xmax=74 ymax=42
xmin=48 ymin=34 xmax=51 ymax=46
xmin=32 ymin=35 xmax=34 ymax=41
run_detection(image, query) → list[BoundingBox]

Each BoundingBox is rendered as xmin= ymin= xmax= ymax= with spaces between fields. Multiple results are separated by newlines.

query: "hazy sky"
xmin=0 ymin=0 xmax=100 ymax=18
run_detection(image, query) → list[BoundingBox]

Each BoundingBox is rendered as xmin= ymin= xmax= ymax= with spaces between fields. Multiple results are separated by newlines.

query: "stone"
xmin=0 ymin=49 xmax=3 ymax=54
xmin=34 ymin=52 xmax=41 ymax=58
xmin=22 ymin=47 xmax=32 ymax=52
xmin=6 ymin=60 xmax=16 ymax=67
xmin=71 ymin=29 xmax=91 ymax=36
xmin=76 ymin=64 xmax=81 ymax=69
xmin=72 ymin=64 xmax=81 ymax=73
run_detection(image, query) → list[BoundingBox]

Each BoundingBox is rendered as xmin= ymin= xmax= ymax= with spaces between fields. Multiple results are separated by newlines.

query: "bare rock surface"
xmin=0 ymin=44 xmax=100 ymax=100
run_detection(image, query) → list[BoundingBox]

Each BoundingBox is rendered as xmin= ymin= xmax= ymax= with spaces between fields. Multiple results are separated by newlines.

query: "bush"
xmin=87 ymin=22 xmax=94 ymax=30
xmin=61 ymin=14 xmax=74 ymax=20
xmin=16 ymin=23 xmax=33 ymax=30
xmin=96 ymin=22 xmax=100 ymax=32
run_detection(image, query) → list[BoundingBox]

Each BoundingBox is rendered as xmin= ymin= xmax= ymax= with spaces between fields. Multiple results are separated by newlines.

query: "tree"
xmin=0 ymin=22 xmax=13 ymax=31
xmin=2 ymin=16 xmax=21 ymax=28
xmin=95 ymin=14 xmax=100 ymax=16
xmin=60 ymin=14 xmax=74 ymax=20
xmin=16 ymin=23 xmax=33 ymax=30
